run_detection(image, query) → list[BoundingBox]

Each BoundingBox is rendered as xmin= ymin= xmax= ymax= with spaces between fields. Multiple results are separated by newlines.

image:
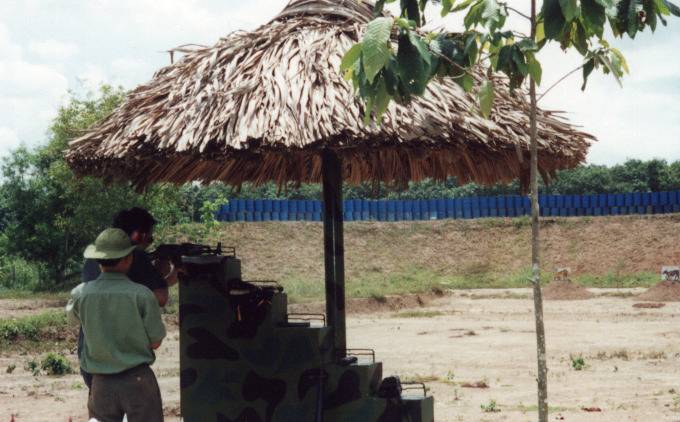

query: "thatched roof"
xmin=66 ymin=0 xmax=593 ymax=189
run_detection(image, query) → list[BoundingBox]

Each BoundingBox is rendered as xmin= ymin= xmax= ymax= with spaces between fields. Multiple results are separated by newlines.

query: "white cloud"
xmin=75 ymin=63 xmax=108 ymax=91
xmin=0 ymin=127 xmax=21 ymax=156
xmin=28 ymin=39 xmax=79 ymax=61
xmin=0 ymin=24 xmax=22 ymax=60
xmin=0 ymin=22 xmax=68 ymax=157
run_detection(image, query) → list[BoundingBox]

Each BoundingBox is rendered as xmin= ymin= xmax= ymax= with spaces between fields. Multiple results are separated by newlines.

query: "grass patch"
xmin=513 ymin=404 xmax=571 ymax=413
xmin=0 ymin=289 xmax=68 ymax=300
xmin=575 ymin=272 xmax=658 ymax=288
xmin=0 ymin=311 xmax=73 ymax=351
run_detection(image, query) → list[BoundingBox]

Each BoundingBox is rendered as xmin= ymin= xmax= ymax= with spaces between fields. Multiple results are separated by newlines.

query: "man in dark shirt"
xmin=79 ymin=207 xmax=178 ymax=388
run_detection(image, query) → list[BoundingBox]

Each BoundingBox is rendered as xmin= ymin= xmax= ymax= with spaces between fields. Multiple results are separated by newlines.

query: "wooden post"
xmin=321 ymin=149 xmax=347 ymax=356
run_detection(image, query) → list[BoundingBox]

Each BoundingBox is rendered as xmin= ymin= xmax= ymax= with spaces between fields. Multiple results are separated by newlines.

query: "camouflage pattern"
xmin=179 ymin=255 xmax=434 ymax=422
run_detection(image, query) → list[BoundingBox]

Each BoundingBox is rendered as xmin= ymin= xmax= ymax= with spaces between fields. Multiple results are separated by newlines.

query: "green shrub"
xmin=571 ymin=355 xmax=586 ymax=371
xmin=24 ymin=359 xmax=40 ymax=376
xmin=0 ymin=256 xmax=42 ymax=290
xmin=481 ymin=399 xmax=500 ymax=413
xmin=40 ymin=353 xmax=73 ymax=376
xmin=0 ymin=311 xmax=67 ymax=342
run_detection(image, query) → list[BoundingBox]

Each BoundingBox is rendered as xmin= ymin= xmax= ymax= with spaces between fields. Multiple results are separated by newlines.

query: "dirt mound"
xmin=289 ymin=291 xmax=445 ymax=315
xmin=543 ymin=280 xmax=594 ymax=300
xmin=633 ymin=302 xmax=666 ymax=309
xmin=637 ymin=281 xmax=680 ymax=302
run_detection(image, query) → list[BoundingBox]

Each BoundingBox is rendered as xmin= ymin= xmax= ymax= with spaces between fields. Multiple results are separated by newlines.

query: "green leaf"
xmin=536 ymin=21 xmax=546 ymax=42
xmin=668 ymin=1 xmax=680 ymax=16
xmin=560 ymin=0 xmax=581 ymax=21
xmin=408 ymin=31 xmax=432 ymax=65
xmin=653 ymin=0 xmax=670 ymax=14
xmin=610 ymin=47 xmax=629 ymax=74
xmin=452 ymin=0 xmax=476 ymax=12
xmin=511 ymin=48 xmax=529 ymax=76
xmin=599 ymin=54 xmax=623 ymax=87
xmin=456 ymin=73 xmax=474 ymax=92
xmin=401 ymin=0 xmax=421 ymax=24
xmin=627 ymin=0 xmax=639 ymax=38
xmin=441 ymin=0 xmax=454 ymax=16
xmin=374 ymin=78 xmax=391 ymax=122
xmin=542 ymin=0 xmax=567 ymax=39
xmin=581 ymin=58 xmax=595 ymax=90
xmin=464 ymin=0 xmax=485 ymax=29
xmin=481 ymin=0 xmax=506 ymax=31
xmin=645 ymin=0 xmax=658 ymax=30
xmin=362 ymin=17 xmax=394 ymax=83
xmin=593 ymin=0 xmax=614 ymax=7
xmin=527 ymin=55 xmax=543 ymax=85
xmin=478 ymin=80 xmax=495 ymax=118
xmin=374 ymin=0 xmax=387 ymax=17
xmin=572 ymin=21 xmax=589 ymax=54
xmin=397 ymin=33 xmax=429 ymax=95
xmin=341 ymin=43 xmax=363 ymax=72
xmin=581 ymin=0 xmax=606 ymax=37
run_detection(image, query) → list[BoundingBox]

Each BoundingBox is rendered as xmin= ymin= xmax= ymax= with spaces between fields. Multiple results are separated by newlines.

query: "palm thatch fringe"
xmin=66 ymin=0 xmax=593 ymax=189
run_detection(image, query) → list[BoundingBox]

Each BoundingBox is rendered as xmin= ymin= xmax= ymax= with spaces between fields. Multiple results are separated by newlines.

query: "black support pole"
xmin=321 ymin=149 xmax=346 ymax=356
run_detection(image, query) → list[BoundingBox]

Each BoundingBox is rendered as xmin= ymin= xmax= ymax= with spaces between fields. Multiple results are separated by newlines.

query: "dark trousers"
xmin=88 ymin=364 xmax=164 ymax=422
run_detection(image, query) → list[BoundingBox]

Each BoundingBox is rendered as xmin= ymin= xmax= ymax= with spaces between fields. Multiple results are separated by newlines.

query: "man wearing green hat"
xmin=67 ymin=228 xmax=166 ymax=422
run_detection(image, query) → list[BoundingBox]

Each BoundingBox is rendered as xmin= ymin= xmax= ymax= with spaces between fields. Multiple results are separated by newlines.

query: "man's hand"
xmin=153 ymin=288 xmax=169 ymax=307
xmin=153 ymin=258 xmax=180 ymax=287
xmin=150 ymin=341 xmax=162 ymax=350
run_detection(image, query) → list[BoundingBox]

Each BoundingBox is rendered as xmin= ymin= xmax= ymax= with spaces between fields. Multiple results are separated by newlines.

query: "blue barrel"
xmin=652 ymin=192 xmax=661 ymax=206
xmin=632 ymin=192 xmax=641 ymax=206
xmin=280 ymin=200 xmax=289 ymax=221
xmin=445 ymin=199 xmax=455 ymax=219
xmin=624 ymin=193 xmax=633 ymax=207
xmin=344 ymin=199 xmax=354 ymax=221
xmin=385 ymin=200 xmax=395 ymax=221
xmin=660 ymin=191 xmax=669 ymax=205
xmin=538 ymin=195 xmax=547 ymax=209
xmin=395 ymin=200 xmax=404 ymax=221
xmin=377 ymin=201 xmax=387 ymax=221
xmin=454 ymin=198 xmax=463 ymax=218
xmin=670 ymin=191 xmax=679 ymax=205
xmin=436 ymin=199 xmax=446 ymax=219
xmin=403 ymin=200 xmax=413 ymax=220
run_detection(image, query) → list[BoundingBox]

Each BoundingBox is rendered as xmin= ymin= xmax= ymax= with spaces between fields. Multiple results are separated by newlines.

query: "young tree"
xmin=341 ymin=0 xmax=679 ymax=420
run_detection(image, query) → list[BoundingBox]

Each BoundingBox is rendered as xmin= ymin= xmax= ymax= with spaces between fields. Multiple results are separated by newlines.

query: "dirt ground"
xmin=4 ymin=289 xmax=680 ymax=421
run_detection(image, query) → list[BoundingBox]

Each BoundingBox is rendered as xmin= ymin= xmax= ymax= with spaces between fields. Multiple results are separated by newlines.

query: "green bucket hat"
xmin=84 ymin=228 xmax=137 ymax=260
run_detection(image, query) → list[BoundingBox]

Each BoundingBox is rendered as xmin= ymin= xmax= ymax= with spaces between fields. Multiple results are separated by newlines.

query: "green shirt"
xmin=66 ymin=271 xmax=166 ymax=374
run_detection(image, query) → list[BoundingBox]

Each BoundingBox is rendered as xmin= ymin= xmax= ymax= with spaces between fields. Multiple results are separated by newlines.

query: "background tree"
xmin=0 ymin=86 xmax=183 ymax=289
xmin=341 ymin=0 xmax=679 ymax=420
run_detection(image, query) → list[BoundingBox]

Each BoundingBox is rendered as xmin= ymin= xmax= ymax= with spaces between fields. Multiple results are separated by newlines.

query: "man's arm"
xmin=65 ymin=284 xmax=84 ymax=326
xmin=141 ymin=291 xmax=166 ymax=349
xmin=129 ymin=250 xmax=169 ymax=307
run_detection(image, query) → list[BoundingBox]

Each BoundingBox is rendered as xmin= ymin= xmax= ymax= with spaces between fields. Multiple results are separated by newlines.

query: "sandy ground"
xmin=4 ymin=289 xmax=680 ymax=421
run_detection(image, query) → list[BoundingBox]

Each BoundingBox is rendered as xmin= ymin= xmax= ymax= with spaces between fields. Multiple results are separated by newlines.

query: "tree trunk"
xmin=530 ymin=1 xmax=549 ymax=421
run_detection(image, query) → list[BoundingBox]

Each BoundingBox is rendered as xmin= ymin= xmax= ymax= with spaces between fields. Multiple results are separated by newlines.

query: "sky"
xmin=0 ymin=0 xmax=678 ymax=165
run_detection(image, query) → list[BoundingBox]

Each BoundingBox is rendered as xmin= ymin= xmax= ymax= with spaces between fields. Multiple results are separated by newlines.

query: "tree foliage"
xmin=342 ymin=0 xmax=680 ymax=119
xmin=0 ymin=87 xmax=182 ymax=288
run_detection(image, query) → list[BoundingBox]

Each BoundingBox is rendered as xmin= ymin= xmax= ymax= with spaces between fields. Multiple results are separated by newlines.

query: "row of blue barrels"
xmin=217 ymin=191 xmax=680 ymax=222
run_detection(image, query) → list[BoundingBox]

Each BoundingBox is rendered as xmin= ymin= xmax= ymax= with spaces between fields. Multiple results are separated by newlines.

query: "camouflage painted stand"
xmin=179 ymin=254 xmax=434 ymax=422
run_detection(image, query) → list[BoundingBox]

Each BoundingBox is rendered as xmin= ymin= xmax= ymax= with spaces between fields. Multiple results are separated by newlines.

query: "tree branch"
xmin=506 ymin=5 xmax=532 ymax=21
xmin=537 ymin=64 xmax=585 ymax=102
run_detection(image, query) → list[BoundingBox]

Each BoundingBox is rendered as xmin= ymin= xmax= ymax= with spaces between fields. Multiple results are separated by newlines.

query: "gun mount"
xmin=178 ymin=247 xmax=434 ymax=421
